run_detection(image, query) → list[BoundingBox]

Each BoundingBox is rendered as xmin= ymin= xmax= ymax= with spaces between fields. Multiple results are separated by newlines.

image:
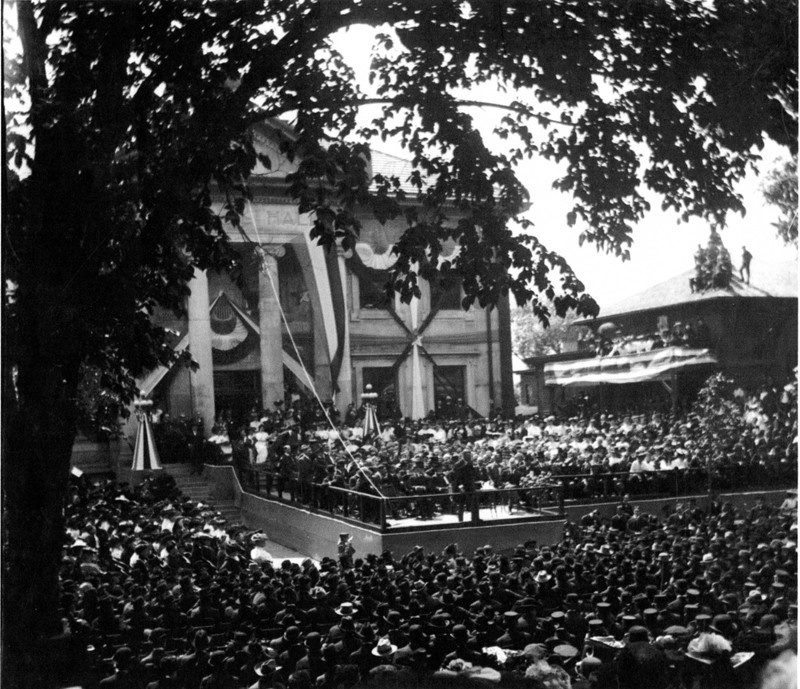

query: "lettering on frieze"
xmin=250 ymin=203 xmax=313 ymax=229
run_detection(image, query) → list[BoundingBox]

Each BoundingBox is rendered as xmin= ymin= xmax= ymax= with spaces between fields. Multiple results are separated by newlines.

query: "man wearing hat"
xmin=292 ymin=631 xmax=325 ymax=679
xmin=199 ymin=651 xmax=238 ymax=689
xmin=188 ymin=587 xmax=221 ymax=627
xmin=306 ymin=585 xmax=337 ymax=625
xmin=275 ymin=625 xmax=308 ymax=673
xmin=394 ymin=624 xmax=430 ymax=668
xmin=614 ymin=630 xmax=669 ymax=689
xmin=496 ymin=610 xmax=532 ymax=650
xmin=249 ymin=657 xmax=281 ymax=689
xmin=178 ymin=628 xmax=212 ymax=688
xmin=269 ymin=624 xmax=302 ymax=657
xmin=563 ymin=593 xmax=589 ymax=643
xmin=337 ymin=533 xmax=355 ymax=570
xmin=99 ymin=646 xmax=138 ymax=688
xmin=573 ymin=654 xmax=603 ymax=689
xmin=145 ymin=654 xmax=180 ymax=689
xmin=433 ymin=589 xmax=470 ymax=625
xmin=611 ymin=504 xmax=630 ymax=532
xmin=249 ymin=533 xmax=272 ymax=564
xmin=443 ymin=624 xmax=485 ymax=665
xmin=331 ymin=616 xmax=362 ymax=661
xmin=428 ymin=614 xmax=457 ymax=666
xmin=371 ymin=636 xmax=399 ymax=667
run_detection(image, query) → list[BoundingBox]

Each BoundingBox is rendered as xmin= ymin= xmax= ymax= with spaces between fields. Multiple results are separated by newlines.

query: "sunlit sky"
xmin=332 ymin=25 xmax=797 ymax=311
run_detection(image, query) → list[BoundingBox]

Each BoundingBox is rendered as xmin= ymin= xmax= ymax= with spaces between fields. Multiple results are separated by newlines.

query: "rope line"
xmin=245 ymin=200 xmax=385 ymax=498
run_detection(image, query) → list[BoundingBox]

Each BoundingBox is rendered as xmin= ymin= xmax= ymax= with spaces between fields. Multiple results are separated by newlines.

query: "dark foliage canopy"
xmin=4 ymin=0 xmax=797 ymax=401
xmin=761 ymin=156 xmax=798 ymax=245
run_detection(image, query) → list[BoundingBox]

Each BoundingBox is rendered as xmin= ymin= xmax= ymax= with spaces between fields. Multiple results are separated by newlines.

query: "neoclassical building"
xmin=134 ymin=123 xmax=515 ymax=432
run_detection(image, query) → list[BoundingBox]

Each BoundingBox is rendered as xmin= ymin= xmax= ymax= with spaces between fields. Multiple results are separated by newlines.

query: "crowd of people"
xmin=575 ymin=317 xmax=714 ymax=358
xmin=59 ymin=465 xmax=796 ymax=689
xmin=689 ymin=231 xmax=735 ymax=293
xmin=147 ymin=377 xmax=798 ymax=525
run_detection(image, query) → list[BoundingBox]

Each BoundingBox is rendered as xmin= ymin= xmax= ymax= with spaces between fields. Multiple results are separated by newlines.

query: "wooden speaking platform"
xmin=199 ymin=465 xmax=790 ymax=563
xmin=201 ymin=465 xmax=565 ymax=561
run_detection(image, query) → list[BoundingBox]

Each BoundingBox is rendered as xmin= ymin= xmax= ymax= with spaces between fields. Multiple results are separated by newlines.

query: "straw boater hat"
xmin=335 ymin=601 xmax=357 ymax=616
xmin=372 ymin=637 xmax=398 ymax=658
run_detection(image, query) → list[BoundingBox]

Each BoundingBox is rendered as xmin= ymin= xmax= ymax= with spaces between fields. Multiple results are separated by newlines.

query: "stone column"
xmin=497 ymin=293 xmax=517 ymax=416
xmin=335 ymin=243 xmax=353 ymax=414
xmin=258 ymin=245 xmax=286 ymax=410
xmin=187 ymin=268 xmax=215 ymax=433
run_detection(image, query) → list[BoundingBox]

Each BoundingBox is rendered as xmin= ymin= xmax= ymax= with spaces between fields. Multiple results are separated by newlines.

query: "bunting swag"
xmin=131 ymin=414 xmax=163 ymax=472
xmin=544 ymin=346 xmax=718 ymax=386
xmin=209 ymin=292 xmax=259 ymax=364
xmin=346 ymin=249 xmax=481 ymax=418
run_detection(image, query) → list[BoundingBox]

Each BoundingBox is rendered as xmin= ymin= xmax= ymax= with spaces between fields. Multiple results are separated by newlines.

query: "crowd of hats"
xmin=61 ymin=464 xmax=796 ymax=688
xmin=217 ymin=380 xmax=797 ymax=522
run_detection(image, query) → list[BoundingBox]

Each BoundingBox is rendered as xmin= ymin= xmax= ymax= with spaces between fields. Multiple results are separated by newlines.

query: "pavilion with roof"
xmin=517 ymin=260 xmax=797 ymax=415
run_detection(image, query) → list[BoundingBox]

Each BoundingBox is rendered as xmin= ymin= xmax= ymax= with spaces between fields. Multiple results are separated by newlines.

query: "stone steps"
xmin=71 ymin=436 xmax=114 ymax=476
xmin=164 ymin=464 xmax=242 ymax=526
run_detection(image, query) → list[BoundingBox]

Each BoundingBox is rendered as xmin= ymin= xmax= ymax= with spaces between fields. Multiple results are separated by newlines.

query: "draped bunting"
xmin=324 ymin=243 xmax=347 ymax=392
xmin=362 ymin=403 xmax=381 ymax=438
xmin=354 ymin=242 xmax=398 ymax=270
xmin=303 ymin=231 xmax=342 ymax=384
xmin=409 ymin=296 xmax=426 ymax=419
xmin=138 ymin=288 xmax=321 ymax=397
xmin=210 ymin=292 xmax=258 ymax=364
xmin=544 ymin=346 xmax=718 ymax=387
xmin=346 ymin=247 xmax=481 ymax=419
xmin=353 ymin=241 xmax=461 ymax=271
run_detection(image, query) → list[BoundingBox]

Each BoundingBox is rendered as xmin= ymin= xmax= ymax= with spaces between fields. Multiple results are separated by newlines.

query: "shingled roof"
xmin=580 ymin=260 xmax=798 ymax=324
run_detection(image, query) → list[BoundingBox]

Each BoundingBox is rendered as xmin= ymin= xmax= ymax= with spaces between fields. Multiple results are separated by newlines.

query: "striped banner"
xmin=131 ymin=415 xmax=163 ymax=472
xmin=362 ymin=404 xmax=381 ymax=438
xmin=544 ymin=346 xmax=717 ymax=387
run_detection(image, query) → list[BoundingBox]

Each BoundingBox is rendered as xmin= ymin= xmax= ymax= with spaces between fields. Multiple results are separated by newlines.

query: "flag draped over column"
xmin=409 ymin=297 xmax=426 ymax=419
xmin=131 ymin=413 xmax=163 ymax=472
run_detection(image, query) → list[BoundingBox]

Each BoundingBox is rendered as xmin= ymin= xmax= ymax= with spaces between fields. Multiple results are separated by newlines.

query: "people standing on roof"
xmin=740 ymin=246 xmax=753 ymax=284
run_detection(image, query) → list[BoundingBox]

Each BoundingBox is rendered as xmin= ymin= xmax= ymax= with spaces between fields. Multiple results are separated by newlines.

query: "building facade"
xmin=133 ymin=124 xmax=515 ymax=432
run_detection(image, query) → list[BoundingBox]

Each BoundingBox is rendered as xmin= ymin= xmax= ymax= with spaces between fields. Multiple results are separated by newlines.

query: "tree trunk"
xmin=2 ymin=288 xmax=82 ymax=689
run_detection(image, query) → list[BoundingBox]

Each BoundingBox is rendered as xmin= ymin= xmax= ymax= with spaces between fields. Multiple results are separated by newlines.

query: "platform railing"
xmin=237 ymin=469 xmax=565 ymax=529
xmin=549 ymin=462 xmax=797 ymax=503
xmin=237 ymin=461 xmax=795 ymax=530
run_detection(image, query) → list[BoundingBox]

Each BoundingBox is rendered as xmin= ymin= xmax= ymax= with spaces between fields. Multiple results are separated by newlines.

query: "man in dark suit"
xmin=99 ymin=646 xmax=140 ymax=689
xmin=449 ymin=451 xmax=479 ymax=522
